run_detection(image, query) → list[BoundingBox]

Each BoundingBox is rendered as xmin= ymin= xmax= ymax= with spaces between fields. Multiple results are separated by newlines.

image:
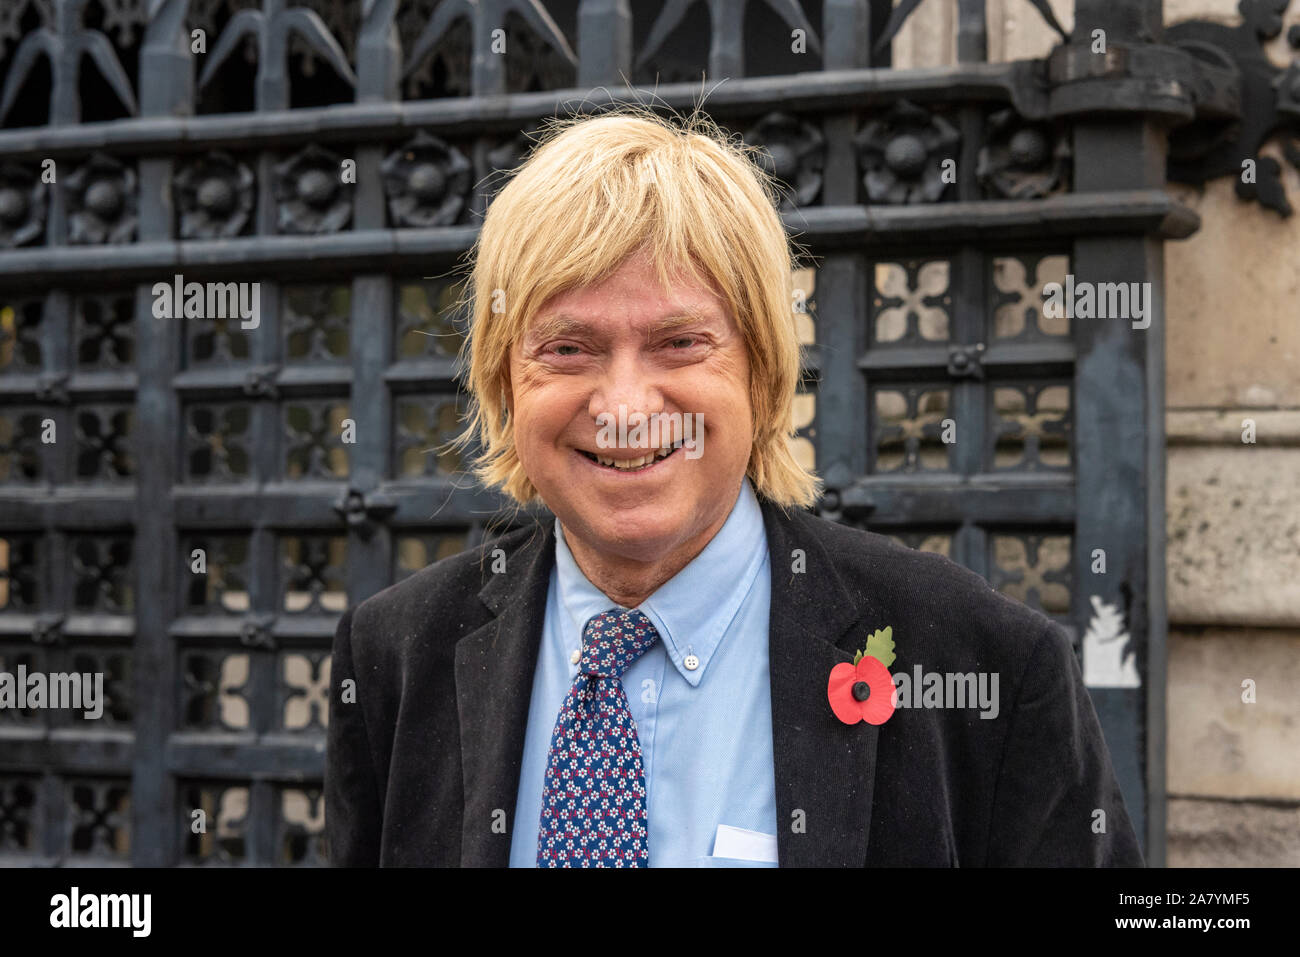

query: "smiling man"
xmin=325 ymin=108 xmax=1143 ymax=868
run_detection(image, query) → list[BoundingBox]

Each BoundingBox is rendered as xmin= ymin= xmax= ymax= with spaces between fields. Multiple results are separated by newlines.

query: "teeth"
xmin=593 ymin=447 xmax=675 ymax=470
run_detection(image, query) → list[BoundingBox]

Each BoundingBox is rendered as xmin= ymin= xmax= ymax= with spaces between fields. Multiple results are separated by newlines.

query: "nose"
xmin=588 ymin=350 xmax=664 ymax=446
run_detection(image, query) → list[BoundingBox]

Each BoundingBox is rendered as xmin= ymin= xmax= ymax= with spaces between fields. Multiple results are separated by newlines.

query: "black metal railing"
xmin=0 ymin=0 xmax=1204 ymax=866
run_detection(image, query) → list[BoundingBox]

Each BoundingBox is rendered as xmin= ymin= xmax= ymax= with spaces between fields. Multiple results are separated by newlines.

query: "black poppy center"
xmin=852 ymin=680 xmax=871 ymax=702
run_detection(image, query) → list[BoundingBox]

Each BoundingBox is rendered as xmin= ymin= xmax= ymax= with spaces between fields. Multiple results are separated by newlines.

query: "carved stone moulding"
xmin=854 ymin=100 xmax=960 ymax=205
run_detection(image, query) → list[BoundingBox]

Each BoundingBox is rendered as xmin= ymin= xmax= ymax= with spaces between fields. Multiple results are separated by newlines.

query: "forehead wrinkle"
xmin=523 ymin=308 xmax=725 ymax=346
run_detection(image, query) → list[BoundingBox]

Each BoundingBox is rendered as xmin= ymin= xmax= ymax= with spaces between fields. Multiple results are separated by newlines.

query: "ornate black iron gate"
xmin=1 ymin=0 xmax=1229 ymax=866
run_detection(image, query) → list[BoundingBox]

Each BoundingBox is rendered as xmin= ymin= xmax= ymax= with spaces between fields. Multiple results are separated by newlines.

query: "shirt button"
xmin=570 ymin=650 xmax=581 ymax=665
xmin=684 ymin=654 xmax=700 ymax=671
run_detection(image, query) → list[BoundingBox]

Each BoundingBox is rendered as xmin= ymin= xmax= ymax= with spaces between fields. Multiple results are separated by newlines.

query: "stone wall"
xmin=889 ymin=0 xmax=1300 ymax=865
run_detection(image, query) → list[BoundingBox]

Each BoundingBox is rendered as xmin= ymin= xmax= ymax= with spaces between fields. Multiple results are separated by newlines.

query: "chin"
xmin=565 ymin=499 xmax=695 ymax=561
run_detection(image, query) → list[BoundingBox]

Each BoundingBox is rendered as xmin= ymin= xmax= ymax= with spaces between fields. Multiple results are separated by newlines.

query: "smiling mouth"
xmin=578 ymin=441 xmax=684 ymax=472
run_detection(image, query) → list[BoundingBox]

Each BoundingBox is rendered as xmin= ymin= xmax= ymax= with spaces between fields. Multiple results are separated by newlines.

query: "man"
xmin=325 ymin=108 xmax=1143 ymax=867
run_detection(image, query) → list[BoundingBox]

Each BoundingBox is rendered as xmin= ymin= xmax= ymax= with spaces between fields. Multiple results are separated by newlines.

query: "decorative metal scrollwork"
xmin=855 ymin=100 xmax=960 ymax=205
xmin=35 ymin=371 xmax=70 ymax=405
xmin=76 ymin=406 xmax=134 ymax=480
xmin=0 ymin=163 xmax=47 ymax=248
xmin=744 ymin=112 xmax=825 ymax=210
xmin=65 ymin=153 xmax=137 ymax=245
xmin=637 ymin=0 xmax=821 ymax=77
xmin=175 ymin=152 xmax=255 ymax=240
xmin=403 ymin=0 xmax=577 ymax=89
xmin=32 ymin=612 xmax=65 ymax=646
xmin=332 ymin=486 xmax=396 ymax=541
xmin=818 ymin=461 xmax=876 ymax=523
xmin=1168 ymin=0 xmax=1300 ymax=216
xmin=197 ymin=0 xmax=358 ymax=95
xmin=947 ymin=342 xmax=986 ymax=379
xmin=873 ymin=0 xmax=1068 ymax=58
xmin=381 ymin=132 xmax=472 ymax=228
xmin=242 ymin=364 xmax=281 ymax=400
xmin=0 ymin=0 xmax=138 ymax=124
xmin=977 ymin=109 xmax=1071 ymax=199
xmin=273 ymin=144 xmax=353 ymax=235
xmin=239 ymin=613 xmax=277 ymax=651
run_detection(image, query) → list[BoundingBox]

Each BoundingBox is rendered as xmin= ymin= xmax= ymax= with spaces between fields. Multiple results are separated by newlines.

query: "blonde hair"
xmin=453 ymin=105 xmax=821 ymax=509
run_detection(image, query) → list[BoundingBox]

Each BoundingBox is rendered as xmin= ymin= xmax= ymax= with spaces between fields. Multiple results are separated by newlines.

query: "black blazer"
xmin=325 ymin=496 xmax=1144 ymax=867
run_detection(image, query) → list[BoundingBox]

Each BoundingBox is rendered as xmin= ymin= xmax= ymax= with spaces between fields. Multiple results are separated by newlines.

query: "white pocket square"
xmin=711 ymin=824 xmax=779 ymax=864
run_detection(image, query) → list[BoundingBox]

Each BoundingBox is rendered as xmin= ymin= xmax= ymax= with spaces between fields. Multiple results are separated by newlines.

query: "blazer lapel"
xmin=454 ymin=520 xmax=556 ymax=867
xmin=761 ymin=499 xmax=882 ymax=867
xmin=451 ymin=501 xmax=883 ymax=868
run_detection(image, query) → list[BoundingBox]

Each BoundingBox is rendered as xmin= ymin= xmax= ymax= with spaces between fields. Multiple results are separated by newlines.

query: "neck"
xmin=562 ymin=505 xmax=735 ymax=608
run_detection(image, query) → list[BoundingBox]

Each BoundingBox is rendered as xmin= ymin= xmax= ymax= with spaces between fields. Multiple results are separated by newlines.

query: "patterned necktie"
xmin=537 ymin=607 xmax=660 ymax=867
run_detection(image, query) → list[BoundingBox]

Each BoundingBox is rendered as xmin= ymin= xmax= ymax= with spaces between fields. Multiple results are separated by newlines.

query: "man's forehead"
xmin=521 ymin=308 xmax=728 ymax=342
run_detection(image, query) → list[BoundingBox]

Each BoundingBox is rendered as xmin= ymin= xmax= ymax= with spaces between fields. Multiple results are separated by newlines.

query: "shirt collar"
xmin=553 ymin=478 xmax=769 ymax=687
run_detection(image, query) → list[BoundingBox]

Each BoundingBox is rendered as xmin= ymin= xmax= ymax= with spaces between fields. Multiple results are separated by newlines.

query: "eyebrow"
xmin=525 ymin=311 xmax=720 ymax=344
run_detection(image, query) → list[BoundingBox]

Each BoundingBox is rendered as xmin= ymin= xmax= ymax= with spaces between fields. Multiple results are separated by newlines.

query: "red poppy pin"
xmin=828 ymin=626 xmax=896 ymax=726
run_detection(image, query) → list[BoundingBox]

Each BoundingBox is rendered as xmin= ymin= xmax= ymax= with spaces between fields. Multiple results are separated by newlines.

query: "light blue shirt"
xmin=508 ymin=478 xmax=778 ymax=867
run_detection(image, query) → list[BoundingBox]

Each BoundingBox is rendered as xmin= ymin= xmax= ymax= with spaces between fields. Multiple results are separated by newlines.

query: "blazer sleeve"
xmin=985 ymin=618 xmax=1145 ymax=866
xmin=325 ymin=607 xmax=383 ymax=866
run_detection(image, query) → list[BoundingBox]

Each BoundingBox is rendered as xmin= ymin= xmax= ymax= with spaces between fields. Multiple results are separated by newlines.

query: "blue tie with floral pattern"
xmin=536 ymin=607 xmax=660 ymax=867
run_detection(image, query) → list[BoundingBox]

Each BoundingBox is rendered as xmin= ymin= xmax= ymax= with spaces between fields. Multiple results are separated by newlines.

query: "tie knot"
xmin=580 ymin=608 xmax=660 ymax=678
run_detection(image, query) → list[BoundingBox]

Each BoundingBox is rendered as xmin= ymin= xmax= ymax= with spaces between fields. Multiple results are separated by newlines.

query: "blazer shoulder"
xmin=784 ymin=505 xmax=1055 ymax=662
xmin=346 ymin=520 xmax=550 ymax=652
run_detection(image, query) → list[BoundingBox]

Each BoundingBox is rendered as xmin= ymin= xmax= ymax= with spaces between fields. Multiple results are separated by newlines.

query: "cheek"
xmin=711 ymin=371 xmax=754 ymax=434
xmin=511 ymin=379 xmax=582 ymax=457
xmin=507 ymin=363 xmax=550 ymax=428
xmin=719 ymin=385 xmax=755 ymax=461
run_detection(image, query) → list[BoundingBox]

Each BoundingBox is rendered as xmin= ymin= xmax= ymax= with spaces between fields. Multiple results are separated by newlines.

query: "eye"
xmin=551 ymin=344 xmax=582 ymax=357
xmin=668 ymin=336 xmax=696 ymax=349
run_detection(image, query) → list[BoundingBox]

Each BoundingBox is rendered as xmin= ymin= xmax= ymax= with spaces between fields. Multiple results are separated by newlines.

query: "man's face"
xmin=507 ymin=248 xmax=753 ymax=565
